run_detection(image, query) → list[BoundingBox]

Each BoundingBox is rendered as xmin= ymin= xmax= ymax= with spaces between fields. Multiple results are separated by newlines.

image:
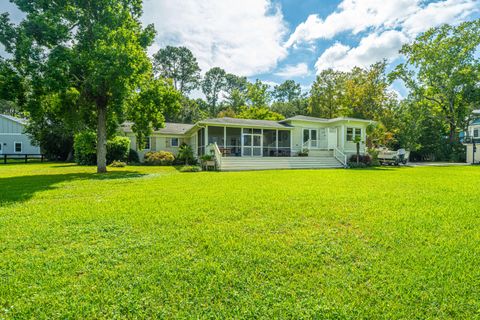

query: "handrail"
xmin=333 ymin=147 xmax=347 ymax=167
xmin=211 ymin=143 xmax=223 ymax=170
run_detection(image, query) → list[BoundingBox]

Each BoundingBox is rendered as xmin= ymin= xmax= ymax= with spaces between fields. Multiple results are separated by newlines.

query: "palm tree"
xmin=353 ymin=136 xmax=362 ymax=164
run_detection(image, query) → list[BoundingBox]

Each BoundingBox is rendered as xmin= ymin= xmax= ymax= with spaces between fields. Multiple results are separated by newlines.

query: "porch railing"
xmin=211 ymin=143 xmax=223 ymax=169
xmin=303 ymin=139 xmax=329 ymax=150
xmin=333 ymin=147 xmax=347 ymax=167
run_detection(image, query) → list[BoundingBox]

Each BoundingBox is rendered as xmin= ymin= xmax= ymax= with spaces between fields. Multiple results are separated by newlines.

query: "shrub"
xmin=144 ymin=151 xmax=175 ymax=166
xmin=200 ymin=154 xmax=214 ymax=162
xmin=348 ymin=162 xmax=368 ymax=169
xmin=128 ymin=149 xmax=140 ymax=163
xmin=74 ymin=131 xmax=97 ymax=165
xmin=74 ymin=132 xmax=131 ymax=165
xmin=177 ymin=143 xmax=196 ymax=165
xmin=107 ymin=136 xmax=130 ymax=164
xmin=109 ymin=160 xmax=127 ymax=168
xmin=179 ymin=165 xmax=201 ymax=172
xmin=349 ymin=154 xmax=372 ymax=165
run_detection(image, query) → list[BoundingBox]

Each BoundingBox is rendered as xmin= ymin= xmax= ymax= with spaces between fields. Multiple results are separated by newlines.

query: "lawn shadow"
xmin=0 ymin=171 xmax=146 ymax=206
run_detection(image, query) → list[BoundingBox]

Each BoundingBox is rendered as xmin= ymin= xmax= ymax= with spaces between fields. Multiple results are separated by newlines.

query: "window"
xmin=347 ymin=127 xmax=362 ymax=142
xmin=14 ymin=142 xmax=22 ymax=153
xmin=171 ymin=138 xmax=179 ymax=147
xmin=346 ymin=128 xmax=354 ymax=141
xmin=143 ymin=137 xmax=151 ymax=150
xmin=474 ymin=129 xmax=479 ymax=138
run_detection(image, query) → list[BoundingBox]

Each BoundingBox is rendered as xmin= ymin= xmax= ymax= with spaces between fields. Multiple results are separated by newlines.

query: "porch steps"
xmin=220 ymin=156 xmax=344 ymax=171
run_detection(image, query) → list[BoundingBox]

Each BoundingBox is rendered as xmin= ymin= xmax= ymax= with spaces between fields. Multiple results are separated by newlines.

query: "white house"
xmin=120 ymin=115 xmax=374 ymax=171
xmin=464 ymin=112 xmax=480 ymax=164
xmin=0 ymin=114 xmax=40 ymax=156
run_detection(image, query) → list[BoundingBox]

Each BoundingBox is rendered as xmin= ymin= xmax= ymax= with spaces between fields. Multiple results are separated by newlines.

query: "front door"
xmin=328 ymin=128 xmax=338 ymax=149
xmin=242 ymin=128 xmax=262 ymax=156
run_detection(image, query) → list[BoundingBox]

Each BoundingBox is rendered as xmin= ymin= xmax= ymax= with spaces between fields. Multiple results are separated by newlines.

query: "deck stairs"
xmin=219 ymin=155 xmax=344 ymax=171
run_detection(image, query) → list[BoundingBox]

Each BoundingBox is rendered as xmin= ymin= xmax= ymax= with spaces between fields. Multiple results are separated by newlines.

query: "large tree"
xmin=152 ymin=46 xmax=201 ymax=94
xmin=392 ymin=20 xmax=480 ymax=144
xmin=271 ymin=80 xmax=307 ymax=117
xmin=0 ymin=0 xmax=176 ymax=173
xmin=202 ymin=67 xmax=227 ymax=116
xmin=223 ymin=73 xmax=248 ymax=112
xmin=309 ymin=69 xmax=346 ymax=118
xmin=246 ymin=79 xmax=270 ymax=108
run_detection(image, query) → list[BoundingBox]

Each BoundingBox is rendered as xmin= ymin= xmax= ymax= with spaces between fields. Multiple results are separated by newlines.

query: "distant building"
xmin=0 ymin=114 xmax=40 ymax=155
xmin=463 ymin=110 xmax=480 ymax=164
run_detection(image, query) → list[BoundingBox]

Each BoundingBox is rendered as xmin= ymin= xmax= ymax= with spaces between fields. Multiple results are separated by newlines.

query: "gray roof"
xmin=282 ymin=115 xmax=373 ymax=123
xmin=199 ymin=117 xmax=292 ymax=129
xmin=121 ymin=122 xmax=195 ymax=135
xmin=0 ymin=114 xmax=27 ymax=125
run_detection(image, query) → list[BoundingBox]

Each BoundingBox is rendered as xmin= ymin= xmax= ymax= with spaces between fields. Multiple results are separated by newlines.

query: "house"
xmin=120 ymin=116 xmax=374 ymax=171
xmin=463 ymin=110 xmax=480 ymax=164
xmin=0 ymin=114 xmax=40 ymax=156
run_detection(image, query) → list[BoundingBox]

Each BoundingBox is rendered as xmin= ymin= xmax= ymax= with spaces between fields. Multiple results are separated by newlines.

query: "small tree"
xmin=177 ymin=143 xmax=195 ymax=165
xmin=353 ymin=136 xmax=362 ymax=164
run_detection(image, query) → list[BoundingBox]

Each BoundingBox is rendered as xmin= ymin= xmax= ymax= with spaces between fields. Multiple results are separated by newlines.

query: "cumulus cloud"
xmin=315 ymin=30 xmax=408 ymax=72
xmin=142 ymin=0 xmax=288 ymax=77
xmin=274 ymin=63 xmax=310 ymax=78
xmin=305 ymin=0 xmax=478 ymax=73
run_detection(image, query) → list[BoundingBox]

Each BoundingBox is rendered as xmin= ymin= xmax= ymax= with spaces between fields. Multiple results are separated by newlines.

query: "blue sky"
xmin=2 ymin=0 xmax=479 ymax=97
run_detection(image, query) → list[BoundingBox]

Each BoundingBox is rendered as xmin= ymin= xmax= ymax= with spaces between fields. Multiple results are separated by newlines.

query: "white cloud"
xmin=142 ymin=0 xmax=288 ymax=77
xmin=306 ymin=0 xmax=479 ymax=73
xmin=286 ymin=0 xmax=419 ymax=47
xmin=315 ymin=30 xmax=408 ymax=72
xmin=402 ymin=0 xmax=478 ymax=36
xmin=274 ymin=62 xmax=310 ymax=78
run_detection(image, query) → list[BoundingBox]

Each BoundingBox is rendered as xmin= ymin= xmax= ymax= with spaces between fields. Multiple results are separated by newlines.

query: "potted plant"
xmin=201 ymin=154 xmax=216 ymax=170
xmin=298 ymin=149 xmax=309 ymax=157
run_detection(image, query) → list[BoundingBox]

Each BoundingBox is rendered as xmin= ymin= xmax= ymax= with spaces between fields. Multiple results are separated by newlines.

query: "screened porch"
xmin=197 ymin=126 xmax=292 ymax=157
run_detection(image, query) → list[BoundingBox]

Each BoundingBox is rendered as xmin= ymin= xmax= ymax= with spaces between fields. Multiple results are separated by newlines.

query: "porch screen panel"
xmin=225 ymin=127 xmax=241 ymax=157
xmin=278 ymin=130 xmax=291 ymax=156
xmin=208 ymin=126 xmax=225 ymax=147
xmin=197 ymin=128 xmax=205 ymax=156
xmin=263 ymin=130 xmax=277 ymax=157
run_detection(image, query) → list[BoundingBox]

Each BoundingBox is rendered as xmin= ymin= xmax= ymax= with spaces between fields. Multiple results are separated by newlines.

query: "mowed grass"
xmin=0 ymin=163 xmax=479 ymax=319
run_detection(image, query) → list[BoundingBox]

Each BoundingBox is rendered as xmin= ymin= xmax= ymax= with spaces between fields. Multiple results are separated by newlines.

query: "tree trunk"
xmin=96 ymin=104 xmax=108 ymax=173
xmin=66 ymin=148 xmax=74 ymax=162
xmin=356 ymin=142 xmax=360 ymax=164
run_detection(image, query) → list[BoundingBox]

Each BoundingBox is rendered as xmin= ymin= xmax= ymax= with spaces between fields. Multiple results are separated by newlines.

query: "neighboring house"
xmin=463 ymin=111 xmax=480 ymax=164
xmin=0 ymin=114 xmax=40 ymax=156
xmin=120 ymin=116 xmax=374 ymax=171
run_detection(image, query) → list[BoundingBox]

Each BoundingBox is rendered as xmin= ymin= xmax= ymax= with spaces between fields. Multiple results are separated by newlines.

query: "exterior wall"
xmin=124 ymin=132 xmax=190 ymax=161
xmin=0 ymin=116 xmax=41 ymax=155
xmin=287 ymin=119 xmax=369 ymax=157
xmin=466 ymin=145 xmax=480 ymax=164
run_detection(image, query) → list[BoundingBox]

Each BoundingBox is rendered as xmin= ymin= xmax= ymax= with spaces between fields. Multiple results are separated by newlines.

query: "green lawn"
xmin=0 ymin=163 xmax=479 ymax=319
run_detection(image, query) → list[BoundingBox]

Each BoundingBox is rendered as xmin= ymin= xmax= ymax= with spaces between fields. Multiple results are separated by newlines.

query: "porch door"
xmin=242 ymin=128 xmax=262 ymax=157
xmin=303 ymin=129 xmax=318 ymax=149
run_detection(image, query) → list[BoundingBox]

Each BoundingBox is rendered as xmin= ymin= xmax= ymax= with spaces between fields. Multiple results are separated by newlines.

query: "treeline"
xmin=0 ymin=0 xmax=478 ymax=171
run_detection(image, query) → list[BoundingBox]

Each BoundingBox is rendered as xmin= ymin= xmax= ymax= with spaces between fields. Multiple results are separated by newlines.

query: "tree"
xmin=0 ymin=58 xmax=23 ymax=116
xmin=271 ymin=80 xmax=307 ymax=117
xmin=202 ymin=67 xmax=227 ymax=116
xmin=343 ymin=61 xmax=391 ymax=120
xmin=272 ymin=80 xmax=302 ymax=103
xmin=224 ymin=73 xmax=248 ymax=112
xmin=152 ymin=46 xmax=201 ymax=94
xmin=392 ymin=20 xmax=480 ymax=145
xmin=309 ymin=69 xmax=345 ymax=118
xmin=237 ymin=106 xmax=284 ymax=121
xmin=0 ymin=0 xmax=175 ymax=173
xmin=246 ymin=80 xmax=270 ymax=108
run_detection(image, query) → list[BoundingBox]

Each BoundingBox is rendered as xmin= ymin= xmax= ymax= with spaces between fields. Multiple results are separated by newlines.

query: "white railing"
xmin=211 ymin=143 xmax=223 ymax=169
xmin=334 ymin=146 xmax=347 ymax=167
xmin=303 ymin=139 xmax=328 ymax=150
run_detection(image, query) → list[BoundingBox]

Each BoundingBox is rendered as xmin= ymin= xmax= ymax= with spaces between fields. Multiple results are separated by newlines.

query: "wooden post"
xmin=3 ymin=154 xmax=6 ymax=164
xmin=41 ymin=154 xmax=44 ymax=162
xmin=25 ymin=154 xmax=28 ymax=163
